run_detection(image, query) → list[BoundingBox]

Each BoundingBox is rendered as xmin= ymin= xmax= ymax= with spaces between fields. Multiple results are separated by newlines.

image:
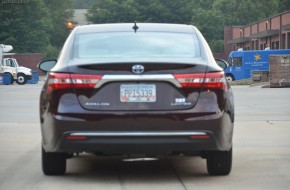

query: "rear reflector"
xmin=174 ymin=71 xmax=227 ymax=91
xmin=190 ymin=135 xmax=210 ymax=139
xmin=48 ymin=73 xmax=102 ymax=90
xmin=66 ymin=136 xmax=87 ymax=140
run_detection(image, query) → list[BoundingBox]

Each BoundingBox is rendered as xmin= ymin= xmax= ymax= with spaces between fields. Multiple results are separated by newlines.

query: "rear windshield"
xmin=74 ymin=32 xmax=201 ymax=59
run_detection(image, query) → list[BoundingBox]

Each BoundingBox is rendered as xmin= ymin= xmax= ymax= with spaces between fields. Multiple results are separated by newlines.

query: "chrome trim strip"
xmin=70 ymin=131 xmax=207 ymax=137
xmin=95 ymin=74 xmax=181 ymax=88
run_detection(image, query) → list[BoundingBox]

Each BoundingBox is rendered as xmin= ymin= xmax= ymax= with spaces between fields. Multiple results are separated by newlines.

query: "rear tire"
xmin=206 ymin=148 xmax=232 ymax=176
xmin=226 ymin=74 xmax=234 ymax=82
xmin=16 ymin=73 xmax=27 ymax=85
xmin=42 ymin=147 xmax=66 ymax=175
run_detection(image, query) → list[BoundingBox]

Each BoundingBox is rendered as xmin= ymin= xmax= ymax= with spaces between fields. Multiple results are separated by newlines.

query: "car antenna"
xmin=132 ymin=21 xmax=139 ymax=33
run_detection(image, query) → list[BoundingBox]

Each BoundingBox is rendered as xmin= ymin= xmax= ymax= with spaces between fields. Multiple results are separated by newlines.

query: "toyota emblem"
xmin=132 ymin=65 xmax=144 ymax=74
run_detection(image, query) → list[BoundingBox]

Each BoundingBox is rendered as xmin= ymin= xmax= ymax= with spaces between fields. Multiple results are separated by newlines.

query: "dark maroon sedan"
xmin=38 ymin=23 xmax=234 ymax=176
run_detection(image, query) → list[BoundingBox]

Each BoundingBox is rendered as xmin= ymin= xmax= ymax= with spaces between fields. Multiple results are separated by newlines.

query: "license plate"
xmin=120 ymin=84 xmax=156 ymax=102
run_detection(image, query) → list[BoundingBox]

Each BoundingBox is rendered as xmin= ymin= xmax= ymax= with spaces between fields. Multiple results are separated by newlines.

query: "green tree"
xmin=43 ymin=44 xmax=59 ymax=60
xmin=235 ymin=0 xmax=278 ymax=25
xmin=0 ymin=0 xmax=51 ymax=53
xmin=153 ymin=0 xmax=194 ymax=24
xmin=191 ymin=8 xmax=224 ymax=42
xmin=0 ymin=0 xmax=73 ymax=53
xmin=191 ymin=0 xmax=214 ymax=10
xmin=212 ymin=0 xmax=238 ymax=25
xmin=278 ymin=0 xmax=290 ymax=12
xmin=210 ymin=39 xmax=224 ymax=53
xmin=86 ymin=0 xmax=193 ymax=24
xmin=44 ymin=0 xmax=74 ymax=49
xmin=213 ymin=0 xmax=279 ymax=25
xmin=87 ymin=0 xmax=138 ymax=23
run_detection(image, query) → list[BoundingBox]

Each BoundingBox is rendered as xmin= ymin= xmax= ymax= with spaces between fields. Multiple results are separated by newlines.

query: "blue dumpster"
xmin=27 ymin=71 xmax=39 ymax=84
xmin=0 ymin=73 xmax=12 ymax=85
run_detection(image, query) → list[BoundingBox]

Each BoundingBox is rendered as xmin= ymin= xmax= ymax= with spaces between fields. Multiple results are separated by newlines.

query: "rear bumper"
xmin=55 ymin=131 xmax=220 ymax=155
xmin=41 ymin=111 xmax=234 ymax=154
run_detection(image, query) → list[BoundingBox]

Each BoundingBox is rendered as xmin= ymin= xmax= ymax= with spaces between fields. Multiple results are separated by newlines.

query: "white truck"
xmin=0 ymin=44 xmax=32 ymax=85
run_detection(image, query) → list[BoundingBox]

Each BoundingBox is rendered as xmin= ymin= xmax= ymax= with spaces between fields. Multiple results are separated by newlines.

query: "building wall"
xmin=271 ymin=17 xmax=280 ymax=29
xmin=232 ymin=27 xmax=241 ymax=39
xmin=251 ymin=24 xmax=258 ymax=34
xmin=244 ymin=26 xmax=250 ymax=37
xmin=258 ymin=21 xmax=267 ymax=31
xmin=282 ymin=12 xmax=290 ymax=25
xmin=222 ymin=10 xmax=290 ymax=59
xmin=223 ymin=26 xmax=234 ymax=58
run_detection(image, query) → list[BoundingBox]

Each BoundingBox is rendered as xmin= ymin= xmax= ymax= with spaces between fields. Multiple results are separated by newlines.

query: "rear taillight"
xmin=173 ymin=73 xmax=205 ymax=88
xmin=174 ymin=71 xmax=227 ymax=91
xmin=48 ymin=73 xmax=102 ymax=91
xmin=66 ymin=135 xmax=87 ymax=140
xmin=71 ymin=74 xmax=102 ymax=88
xmin=203 ymin=72 xmax=227 ymax=91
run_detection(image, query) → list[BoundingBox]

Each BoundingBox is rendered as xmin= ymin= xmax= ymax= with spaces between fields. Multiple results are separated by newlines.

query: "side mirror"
xmin=38 ymin=59 xmax=57 ymax=73
xmin=215 ymin=58 xmax=228 ymax=70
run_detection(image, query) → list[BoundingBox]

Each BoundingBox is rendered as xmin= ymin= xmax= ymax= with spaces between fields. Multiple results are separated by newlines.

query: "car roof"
xmin=74 ymin=23 xmax=197 ymax=34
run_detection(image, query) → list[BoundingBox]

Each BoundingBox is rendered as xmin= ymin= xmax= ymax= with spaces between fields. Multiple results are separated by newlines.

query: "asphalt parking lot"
xmin=0 ymin=82 xmax=289 ymax=190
